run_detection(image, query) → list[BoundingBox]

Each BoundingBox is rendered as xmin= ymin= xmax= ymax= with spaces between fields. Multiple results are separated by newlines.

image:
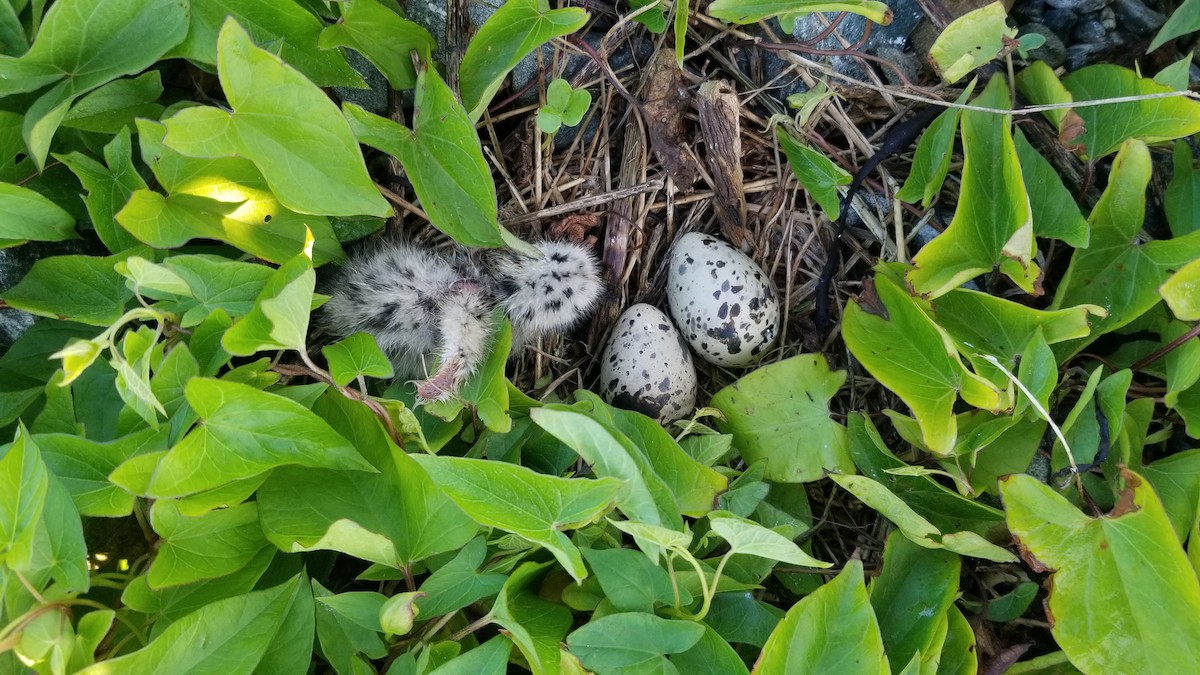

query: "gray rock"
xmin=0 ymin=241 xmax=92 ymax=353
xmin=1020 ymin=23 xmax=1068 ymax=69
xmin=1099 ymin=6 xmax=1117 ymax=29
xmin=1014 ymin=0 xmax=1047 ymax=24
xmin=788 ymin=2 xmax=924 ymax=82
xmin=1042 ymin=8 xmax=1080 ymax=41
xmin=332 ymin=51 xmax=389 ymax=116
xmin=1072 ymin=18 xmax=1109 ymax=43
xmin=1066 ymin=42 xmax=1101 ymax=69
xmin=1113 ymin=0 xmax=1167 ymax=35
xmin=873 ymin=46 xmax=922 ymax=86
xmin=1045 ymin=0 xmax=1112 ymax=14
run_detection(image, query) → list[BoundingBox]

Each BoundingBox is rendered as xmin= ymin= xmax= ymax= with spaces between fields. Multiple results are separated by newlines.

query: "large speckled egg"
xmin=667 ymin=232 xmax=780 ymax=366
xmin=599 ymin=304 xmax=697 ymax=424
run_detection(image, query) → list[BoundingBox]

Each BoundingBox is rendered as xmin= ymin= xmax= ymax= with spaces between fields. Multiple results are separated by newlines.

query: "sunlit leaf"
xmin=778 ymin=131 xmax=851 ymax=219
xmin=493 ymin=562 xmax=572 ymax=675
xmin=160 ymin=20 xmax=390 ymax=218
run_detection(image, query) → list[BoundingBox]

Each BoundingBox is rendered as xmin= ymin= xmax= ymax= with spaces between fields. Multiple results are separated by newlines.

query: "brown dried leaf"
xmin=641 ymin=50 xmax=698 ymax=191
xmin=698 ymin=79 xmax=749 ymax=249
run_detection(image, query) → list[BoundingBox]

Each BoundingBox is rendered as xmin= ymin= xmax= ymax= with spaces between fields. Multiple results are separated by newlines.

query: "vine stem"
xmin=1130 ymin=322 xmax=1200 ymax=373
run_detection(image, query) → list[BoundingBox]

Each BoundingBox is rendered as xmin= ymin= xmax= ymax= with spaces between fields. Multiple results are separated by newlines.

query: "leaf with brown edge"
xmin=1001 ymin=468 xmax=1200 ymax=673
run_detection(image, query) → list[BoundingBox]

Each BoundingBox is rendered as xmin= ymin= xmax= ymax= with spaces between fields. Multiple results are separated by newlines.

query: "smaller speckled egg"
xmin=599 ymin=303 xmax=697 ymax=424
xmin=667 ymin=232 xmax=780 ymax=366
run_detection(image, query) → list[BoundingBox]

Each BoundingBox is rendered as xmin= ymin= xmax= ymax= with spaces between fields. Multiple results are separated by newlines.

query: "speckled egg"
xmin=599 ymin=303 xmax=697 ymax=424
xmin=667 ymin=232 xmax=780 ymax=366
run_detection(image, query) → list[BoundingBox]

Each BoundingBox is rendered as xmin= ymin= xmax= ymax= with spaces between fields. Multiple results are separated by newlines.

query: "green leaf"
xmin=1161 ymin=258 xmax=1200 ymax=321
xmin=778 ymin=131 xmax=852 ymax=219
xmin=671 ymin=624 xmax=749 ymax=674
xmin=1150 ymin=0 xmax=1200 ymax=52
xmin=581 ymin=547 xmax=677 ymax=612
xmin=928 ymin=2 xmax=1016 ymax=83
xmin=843 ymin=272 xmax=1002 ymax=455
xmin=625 ymin=0 xmax=667 ymax=31
xmin=1014 ymin=60 xmax=1076 ymax=131
xmin=896 ymin=87 xmax=972 ymax=208
xmin=711 ymin=354 xmax=853 ymax=482
xmin=0 ymin=181 xmax=76 ymax=243
xmin=908 ymin=76 xmax=1038 ymax=298
xmin=756 ymin=560 xmax=887 ymax=675
xmin=1062 ymin=64 xmax=1200 ymax=159
xmin=147 ymin=500 xmax=270 ymax=589
xmin=417 ymin=537 xmax=506 ymax=616
xmin=323 ymin=332 xmax=395 ymax=386
xmin=707 ymin=0 xmax=891 ymax=26
xmin=492 ymin=562 xmax=573 ymax=675
xmin=1002 ymin=470 xmax=1200 ymax=672
xmin=121 ymin=120 xmax=344 ymax=265
xmin=1052 ymin=139 xmax=1200 ymax=357
xmin=535 ymin=108 xmax=563 ymax=135
xmin=412 ymin=454 xmax=621 ymax=582
xmin=1143 ymin=449 xmax=1200 ymax=542
xmin=931 ymin=287 xmax=1101 ymax=386
xmin=147 ymin=378 xmax=374 ymax=497
xmin=146 ymin=255 xmax=275 ymax=327
xmin=531 ymin=405 xmax=682 ymax=530
xmin=1014 ymin=129 xmax=1089 ymax=247
xmin=428 ymin=636 xmax=513 ymax=675
xmin=831 ymin=473 xmax=1015 ymax=561
xmin=2 ymin=254 xmax=132 ymax=326
xmin=79 ymin=574 xmax=313 ymax=674
xmin=935 ymin=606 xmax=977 ymax=674
xmin=258 ymin=392 xmax=477 ymax=568
xmin=458 ymin=0 xmax=589 ymax=120
xmin=343 ymin=71 xmax=507 ymax=247
xmin=318 ymin=0 xmax=435 ymax=90
xmin=0 ymin=426 xmax=47 ymax=563
xmin=222 ymin=254 xmax=315 ymax=355
xmin=316 ymin=591 xmax=387 ymax=633
xmin=567 ymin=612 xmax=705 ymax=672
xmin=56 ymin=127 xmax=147 ymax=253
xmin=454 ymin=313 xmax=512 ymax=432
xmin=710 ymin=512 xmax=832 ymax=567
xmin=173 ymin=0 xmax=365 ymax=88
xmin=574 ymin=390 xmax=727 ymax=518
xmin=36 ymin=428 xmax=166 ymax=516
xmin=1166 ymin=141 xmax=1200 ymax=237
xmin=61 ymin=71 xmax=164 ymax=133
xmin=160 ymin=20 xmax=390 ymax=218
xmin=562 ymin=88 xmax=592 ymax=126
xmin=0 ymin=0 xmax=189 ymax=97
xmin=546 ymin=78 xmax=573 ymax=111
xmin=870 ymin=533 xmax=961 ymax=674
xmin=312 ymin=579 xmax=387 ymax=673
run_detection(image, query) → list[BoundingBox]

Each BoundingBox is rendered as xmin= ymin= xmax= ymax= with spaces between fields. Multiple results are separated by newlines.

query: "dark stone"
xmin=1019 ymin=23 xmax=1068 ymax=68
xmin=1046 ymin=0 xmax=1112 ymax=15
xmin=1072 ymin=18 xmax=1109 ymax=43
xmin=1113 ymin=0 xmax=1167 ymax=35
xmin=1042 ymin=8 xmax=1080 ymax=41
xmin=873 ymin=46 xmax=922 ymax=86
xmin=787 ymin=2 xmax=925 ymax=83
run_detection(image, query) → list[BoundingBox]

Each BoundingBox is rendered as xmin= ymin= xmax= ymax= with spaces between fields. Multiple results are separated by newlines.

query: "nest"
xmin=370 ymin=11 xmax=962 ymax=419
